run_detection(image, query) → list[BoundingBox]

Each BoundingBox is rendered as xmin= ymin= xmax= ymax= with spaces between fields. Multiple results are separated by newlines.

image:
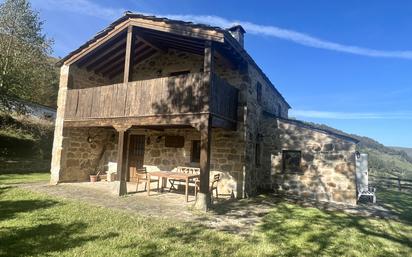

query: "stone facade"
xmin=260 ymin=116 xmax=357 ymax=205
xmin=69 ymin=66 xmax=113 ymax=89
xmin=58 ymin=127 xmax=117 ymax=182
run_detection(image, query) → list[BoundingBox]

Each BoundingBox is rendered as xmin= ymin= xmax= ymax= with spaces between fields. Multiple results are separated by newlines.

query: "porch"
xmin=59 ymin=126 xmax=245 ymax=206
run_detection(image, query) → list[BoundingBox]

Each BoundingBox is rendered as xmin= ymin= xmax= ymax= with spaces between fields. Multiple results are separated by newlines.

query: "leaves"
xmin=0 ymin=0 xmax=58 ymax=110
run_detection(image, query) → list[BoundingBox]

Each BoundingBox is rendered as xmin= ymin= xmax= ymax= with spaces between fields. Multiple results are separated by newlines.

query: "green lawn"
xmin=0 ymin=171 xmax=49 ymax=185
xmin=1 ymin=173 xmax=411 ymax=257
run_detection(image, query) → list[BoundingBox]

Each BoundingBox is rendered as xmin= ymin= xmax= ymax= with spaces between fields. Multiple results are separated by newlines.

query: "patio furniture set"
xmin=136 ymin=166 xmax=220 ymax=202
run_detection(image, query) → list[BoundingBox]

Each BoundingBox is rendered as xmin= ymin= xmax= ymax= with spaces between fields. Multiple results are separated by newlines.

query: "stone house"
xmin=50 ymin=13 xmax=359 ymax=209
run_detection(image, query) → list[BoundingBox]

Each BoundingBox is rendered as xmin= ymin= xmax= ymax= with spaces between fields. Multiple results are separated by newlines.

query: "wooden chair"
xmin=136 ymin=167 xmax=159 ymax=192
xmin=195 ymin=173 xmax=221 ymax=200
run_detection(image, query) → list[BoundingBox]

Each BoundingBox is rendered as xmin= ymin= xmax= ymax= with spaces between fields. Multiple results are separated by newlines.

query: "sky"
xmin=28 ymin=0 xmax=412 ymax=147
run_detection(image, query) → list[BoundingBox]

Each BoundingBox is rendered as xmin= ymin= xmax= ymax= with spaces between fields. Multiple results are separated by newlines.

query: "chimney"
xmin=228 ymin=25 xmax=246 ymax=47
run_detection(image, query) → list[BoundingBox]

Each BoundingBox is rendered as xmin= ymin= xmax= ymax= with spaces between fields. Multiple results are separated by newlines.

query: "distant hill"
xmin=390 ymin=147 xmax=412 ymax=158
xmin=300 ymin=120 xmax=412 ymax=180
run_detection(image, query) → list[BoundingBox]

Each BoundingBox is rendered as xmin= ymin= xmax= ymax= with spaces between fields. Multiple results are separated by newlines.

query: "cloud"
xmin=32 ymin=0 xmax=412 ymax=60
xmin=164 ymin=14 xmax=412 ymax=60
xmin=31 ymin=0 xmax=125 ymax=20
xmin=290 ymin=110 xmax=412 ymax=120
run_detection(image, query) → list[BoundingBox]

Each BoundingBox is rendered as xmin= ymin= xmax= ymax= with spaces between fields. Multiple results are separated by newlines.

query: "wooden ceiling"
xmin=74 ymin=26 xmax=245 ymax=80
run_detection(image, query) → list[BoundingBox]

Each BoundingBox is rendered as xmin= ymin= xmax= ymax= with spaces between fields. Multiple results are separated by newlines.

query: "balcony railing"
xmin=64 ymin=72 xmax=238 ymax=123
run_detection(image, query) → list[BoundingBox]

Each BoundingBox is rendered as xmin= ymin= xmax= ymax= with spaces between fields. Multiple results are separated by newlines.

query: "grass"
xmin=0 ymin=171 xmax=49 ymax=185
xmin=1 ymin=173 xmax=412 ymax=257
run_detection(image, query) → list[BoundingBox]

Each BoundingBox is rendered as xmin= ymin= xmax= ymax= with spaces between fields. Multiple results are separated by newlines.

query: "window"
xmin=165 ymin=136 xmax=185 ymax=148
xmin=255 ymin=143 xmax=261 ymax=167
xmin=170 ymin=70 xmax=190 ymax=77
xmin=277 ymin=104 xmax=282 ymax=117
xmin=256 ymin=82 xmax=262 ymax=104
xmin=282 ymin=150 xmax=302 ymax=173
xmin=191 ymin=140 xmax=201 ymax=163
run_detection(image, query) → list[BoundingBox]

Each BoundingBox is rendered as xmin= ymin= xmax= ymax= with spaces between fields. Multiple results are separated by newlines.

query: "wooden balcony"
xmin=64 ymin=72 xmax=238 ymax=129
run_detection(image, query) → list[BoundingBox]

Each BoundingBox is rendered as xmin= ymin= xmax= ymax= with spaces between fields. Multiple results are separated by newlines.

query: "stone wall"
xmin=130 ymin=50 xmax=203 ymax=81
xmin=260 ymin=116 xmax=357 ymax=205
xmin=69 ymin=66 xmax=113 ymax=89
xmin=240 ymin=64 xmax=292 ymax=196
xmin=59 ymin=127 xmax=117 ymax=182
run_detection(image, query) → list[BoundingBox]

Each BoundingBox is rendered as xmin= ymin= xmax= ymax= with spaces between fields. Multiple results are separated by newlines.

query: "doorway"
xmin=128 ymin=135 xmax=145 ymax=182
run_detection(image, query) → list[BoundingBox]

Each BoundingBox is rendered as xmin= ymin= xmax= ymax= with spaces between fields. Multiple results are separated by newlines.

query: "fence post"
xmin=397 ymin=176 xmax=401 ymax=192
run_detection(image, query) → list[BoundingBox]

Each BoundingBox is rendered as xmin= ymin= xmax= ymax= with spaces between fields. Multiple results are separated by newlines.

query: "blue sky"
xmin=29 ymin=0 xmax=412 ymax=147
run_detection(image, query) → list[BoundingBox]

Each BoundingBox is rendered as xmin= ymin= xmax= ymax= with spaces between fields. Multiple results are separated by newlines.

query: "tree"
xmin=0 ymin=0 xmax=58 ymax=110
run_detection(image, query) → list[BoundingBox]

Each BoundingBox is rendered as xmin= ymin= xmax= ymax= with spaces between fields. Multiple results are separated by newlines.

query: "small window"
xmin=170 ymin=70 xmax=190 ymax=77
xmin=191 ymin=140 xmax=201 ymax=163
xmin=277 ymin=104 xmax=282 ymax=117
xmin=257 ymin=82 xmax=262 ymax=104
xmin=255 ymin=143 xmax=261 ymax=167
xmin=282 ymin=150 xmax=301 ymax=173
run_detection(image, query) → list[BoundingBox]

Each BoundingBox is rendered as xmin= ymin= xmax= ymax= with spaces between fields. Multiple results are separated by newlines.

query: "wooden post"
xmin=397 ymin=176 xmax=401 ymax=192
xmin=202 ymin=41 xmax=214 ymax=112
xmin=194 ymin=115 xmax=212 ymax=210
xmin=114 ymin=125 xmax=131 ymax=196
xmin=194 ymin=41 xmax=214 ymax=211
xmin=123 ymin=26 xmax=134 ymax=83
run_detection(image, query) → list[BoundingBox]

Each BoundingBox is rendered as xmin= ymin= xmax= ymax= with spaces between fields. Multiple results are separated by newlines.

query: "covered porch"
xmin=58 ymin=124 xmax=245 ymax=209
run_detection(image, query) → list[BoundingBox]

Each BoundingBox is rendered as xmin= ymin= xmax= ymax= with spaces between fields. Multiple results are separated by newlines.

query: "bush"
xmin=0 ymin=113 xmax=54 ymax=160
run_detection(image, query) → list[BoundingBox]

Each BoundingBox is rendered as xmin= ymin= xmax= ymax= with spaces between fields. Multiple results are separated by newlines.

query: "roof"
xmin=262 ymin=111 xmax=359 ymax=143
xmin=57 ymin=12 xmax=291 ymax=108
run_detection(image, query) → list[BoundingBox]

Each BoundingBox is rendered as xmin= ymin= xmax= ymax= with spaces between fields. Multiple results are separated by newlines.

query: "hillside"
xmin=302 ymin=121 xmax=412 ymax=180
xmin=390 ymin=146 xmax=412 ymax=158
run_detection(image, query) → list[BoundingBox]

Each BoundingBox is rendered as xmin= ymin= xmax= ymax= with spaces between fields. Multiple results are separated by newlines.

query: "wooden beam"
xmin=93 ymin=49 xmax=126 ymax=73
xmin=106 ymin=46 xmax=156 ymax=79
xmin=65 ymin=21 xmax=131 ymax=65
xmin=137 ymin=28 xmax=206 ymax=45
xmin=146 ymin=34 xmax=204 ymax=48
xmin=202 ymin=41 xmax=214 ymax=113
xmin=211 ymin=115 xmax=236 ymax=130
xmin=129 ymin=19 xmax=224 ymax=42
xmin=63 ymin=113 xmax=206 ymax=128
xmin=80 ymin=36 xmax=127 ymax=69
xmin=136 ymin=34 xmax=165 ymax=52
xmin=100 ymin=57 xmax=125 ymax=77
xmin=123 ymin=26 xmax=134 ymax=83
xmin=114 ymin=125 xmax=131 ymax=196
xmin=194 ymin=115 xmax=212 ymax=211
xmin=98 ymin=43 xmax=148 ymax=75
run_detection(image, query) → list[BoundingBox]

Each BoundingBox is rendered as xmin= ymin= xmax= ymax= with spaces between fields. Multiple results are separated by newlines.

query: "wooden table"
xmin=147 ymin=171 xmax=199 ymax=202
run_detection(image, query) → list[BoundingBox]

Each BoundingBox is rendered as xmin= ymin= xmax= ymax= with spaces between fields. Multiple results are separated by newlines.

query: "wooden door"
xmin=128 ymin=135 xmax=145 ymax=182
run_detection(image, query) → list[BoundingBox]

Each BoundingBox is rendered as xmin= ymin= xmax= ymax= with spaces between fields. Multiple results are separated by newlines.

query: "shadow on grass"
xmin=0 ymin=198 xmax=57 ymax=222
xmin=206 ymin=193 xmax=412 ymax=256
xmin=0 ymin=222 xmax=118 ymax=257
xmin=0 ymin=186 xmax=119 ymax=257
xmin=258 ymin=201 xmax=412 ymax=257
xmin=377 ymin=189 xmax=412 ymax=224
xmin=120 ymin=222 xmax=244 ymax=257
